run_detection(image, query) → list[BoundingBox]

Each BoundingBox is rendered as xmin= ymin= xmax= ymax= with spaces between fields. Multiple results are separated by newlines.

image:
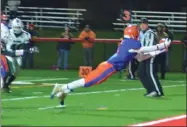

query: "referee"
xmin=138 ymin=18 xmax=164 ymax=97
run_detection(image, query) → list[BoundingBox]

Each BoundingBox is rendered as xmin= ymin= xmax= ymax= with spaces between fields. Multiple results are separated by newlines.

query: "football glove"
xmin=29 ymin=46 xmax=39 ymax=53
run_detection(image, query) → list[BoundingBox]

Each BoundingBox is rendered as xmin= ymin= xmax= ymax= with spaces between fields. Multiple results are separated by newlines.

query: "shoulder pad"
xmin=23 ymin=31 xmax=31 ymax=38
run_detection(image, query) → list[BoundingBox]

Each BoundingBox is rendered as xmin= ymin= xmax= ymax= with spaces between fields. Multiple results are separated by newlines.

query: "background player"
xmin=1 ymin=41 xmax=39 ymax=91
xmin=1 ymin=18 xmax=32 ymax=92
xmin=50 ymin=25 xmax=171 ymax=105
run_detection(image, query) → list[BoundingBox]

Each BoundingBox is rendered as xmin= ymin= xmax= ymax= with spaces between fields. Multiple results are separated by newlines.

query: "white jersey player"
xmin=1 ymin=18 xmax=38 ymax=92
xmin=5 ymin=18 xmax=31 ymax=74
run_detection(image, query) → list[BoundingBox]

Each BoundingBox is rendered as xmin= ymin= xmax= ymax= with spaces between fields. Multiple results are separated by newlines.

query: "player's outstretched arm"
xmin=135 ymin=49 xmax=166 ymax=62
xmin=129 ymin=38 xmax=171 ymax=53
xmin=139 ymin=38 xmax=171 ymax=53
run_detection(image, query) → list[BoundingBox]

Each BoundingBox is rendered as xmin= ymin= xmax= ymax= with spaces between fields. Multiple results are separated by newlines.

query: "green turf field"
xmin=1 ymin=70 xmax=186 ymax=126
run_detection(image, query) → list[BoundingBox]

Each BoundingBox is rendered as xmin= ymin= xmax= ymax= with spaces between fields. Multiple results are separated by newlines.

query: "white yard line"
xmin=2 ymin=84 xmax=185 ymax=102
xmin=38 ymin=105 xmax=66 ymax=110
xmin=38 ymin=84 xmax=186 ymax=111
xmin=130 ymin=114 xmax=186 ymax=126
xmin=12 ymin=81 xmax=34 ymax=85
xmin=2 ymin=96 xmax=39 ymax=101
xmin=16 ymin=78 xmax=69 ymax=82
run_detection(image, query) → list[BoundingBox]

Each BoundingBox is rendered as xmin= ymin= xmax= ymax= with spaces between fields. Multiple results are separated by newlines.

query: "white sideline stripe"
xmin=130 ymin=114 xmax=186 ymax=126
xmin=12 ymin=81 xmax=34 ymax=85
xmin=38 ymin=105 xmax=66 ymax=110
xmin=2 ymin=96 xmax=39 ymax=101
xmin=2 ymin=84 xmax=185 ymax=102
xmin=16 ymin=78 xmax=69 ymax=82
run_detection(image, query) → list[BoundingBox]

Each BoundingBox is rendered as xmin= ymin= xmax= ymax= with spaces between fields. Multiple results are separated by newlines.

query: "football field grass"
xmin=1 ymin=70 xmax=186 ymax=126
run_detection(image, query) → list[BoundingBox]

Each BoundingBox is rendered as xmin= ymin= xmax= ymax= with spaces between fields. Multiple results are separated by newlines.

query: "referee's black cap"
xmin=140 ymin=18 xmax=148 ymax=24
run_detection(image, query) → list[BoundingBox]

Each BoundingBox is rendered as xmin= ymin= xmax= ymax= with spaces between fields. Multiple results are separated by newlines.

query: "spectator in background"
xmin=155 ymin=23 xmax=168 ymax=41
xmin=56 ymin=26 xmax=73 ymax=71
xmin=79 ymin=25 xmax=96 ymax=66
xmin=163 ymin=24 xmax=173 ymax=41
xmin=155 ymin=23 xmax=168 ymax=80
xmin=163 ymin=24 xmax=173 ymax=71
xmin=22 ymin=23 xmax=38 ymax=69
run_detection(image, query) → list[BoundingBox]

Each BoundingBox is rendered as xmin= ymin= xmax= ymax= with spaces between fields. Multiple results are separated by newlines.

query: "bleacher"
xmin=113 ymin=10 xmax=187 ymax=33
xmin=5 ymin=6 xmax=87 ymax=30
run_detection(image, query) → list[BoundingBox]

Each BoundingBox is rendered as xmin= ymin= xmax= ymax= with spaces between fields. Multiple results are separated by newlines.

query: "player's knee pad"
xmin=5 ymin=74 xmax=16 ymax=86
xmin=8 ymin=75 xmax=16 ymax=86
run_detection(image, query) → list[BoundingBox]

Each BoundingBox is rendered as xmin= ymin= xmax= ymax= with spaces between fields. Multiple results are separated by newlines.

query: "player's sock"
xmin=7 ymin=75 xmax=16 ymax=87
xmin=4 ymin=75 xmax=16 ymax=92
xmin=60 ymin=100 xmax=64 ymax=105
xmin=3 ymin=74 xmax=9 ymax=88
xmin=62 ymin=78 xmax=85 ymax=91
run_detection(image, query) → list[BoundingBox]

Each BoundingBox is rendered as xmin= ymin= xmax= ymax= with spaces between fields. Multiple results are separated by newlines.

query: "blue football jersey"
xmin=107 ymin=38 xmax=141 ymax=71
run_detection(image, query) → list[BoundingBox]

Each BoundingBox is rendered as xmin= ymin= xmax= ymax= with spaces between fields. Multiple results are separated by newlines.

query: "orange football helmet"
xmin=124 ymin=25 xmax=139 ymax=40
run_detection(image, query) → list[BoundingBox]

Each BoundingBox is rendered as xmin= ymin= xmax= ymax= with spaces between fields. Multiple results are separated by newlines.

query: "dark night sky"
xmin=18 ymin=0 xmax=187 ymax=28
xmin=20 ymin=0 xmax=187 ymax=11
xmin=2 ymin=0 xmax=186 ymax=29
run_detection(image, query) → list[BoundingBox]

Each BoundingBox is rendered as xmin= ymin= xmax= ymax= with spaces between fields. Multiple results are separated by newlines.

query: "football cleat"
xmin=50 ymin=83 xmax=64 ymax=99
xmin=145 ymin=91 xmax=157 ymax=97
xmin=1 ymin=87 xmax=12 ymax=93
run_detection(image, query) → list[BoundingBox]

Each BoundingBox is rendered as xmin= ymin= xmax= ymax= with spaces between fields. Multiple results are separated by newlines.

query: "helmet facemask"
xmin=12 ymin=18 xmax=23 ymax=34
xmin=12 ymin=25 xmax=23 ymax=34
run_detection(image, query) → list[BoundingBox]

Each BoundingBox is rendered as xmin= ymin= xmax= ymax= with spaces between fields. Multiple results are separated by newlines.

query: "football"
xmin=159 ymin=38 xmax=166 ymax=43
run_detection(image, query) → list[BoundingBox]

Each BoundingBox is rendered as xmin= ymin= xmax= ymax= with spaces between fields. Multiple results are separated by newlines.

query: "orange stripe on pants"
xmin=84 ymin=61 xmax=116 ymax=87
xmin=1 ymin=55 xmax=9 ymax=72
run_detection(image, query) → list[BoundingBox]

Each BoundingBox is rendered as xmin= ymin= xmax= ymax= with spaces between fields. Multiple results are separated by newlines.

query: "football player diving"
xmin=50 ymin=25 xmax=171 ymax=105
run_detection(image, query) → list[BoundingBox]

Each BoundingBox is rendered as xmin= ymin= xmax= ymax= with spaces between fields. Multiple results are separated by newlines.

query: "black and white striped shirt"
xmin=140 ymin=29 xmax=157 ymax=46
